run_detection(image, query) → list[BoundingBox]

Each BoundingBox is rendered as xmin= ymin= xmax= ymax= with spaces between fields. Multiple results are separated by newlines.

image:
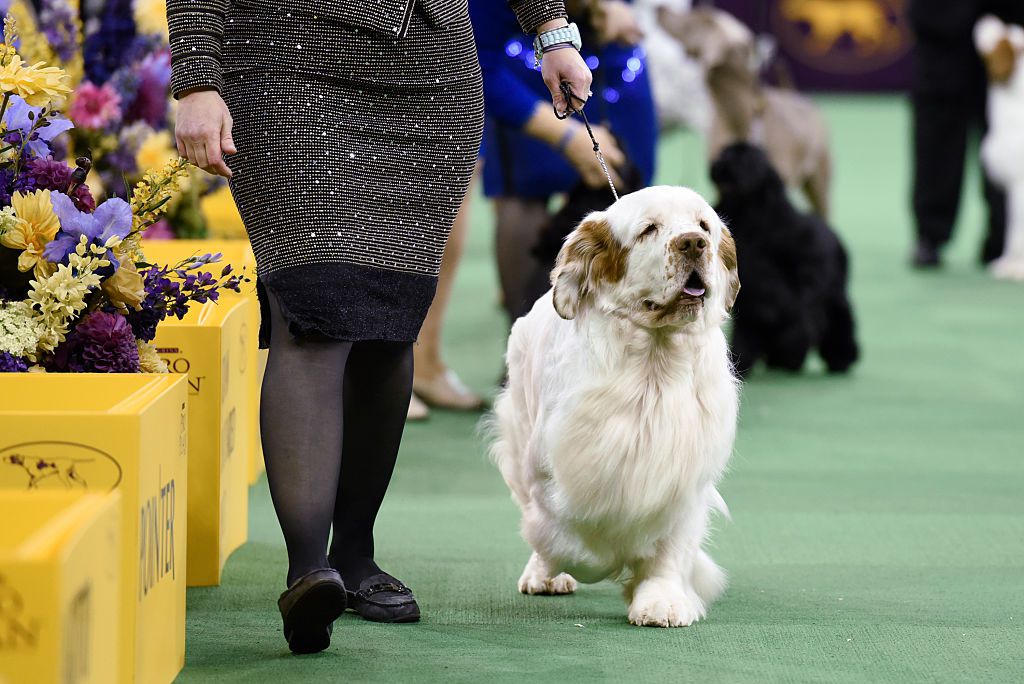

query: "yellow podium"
xmin=0 ymin=492 xmax=121 ymax=684
xmin=0 ymin=374 xmax=188 ymax=684
xmin=142 ymin=239 xmax=266 ymax=485
xmin=152 ymin=296 xmax=250 ymax=586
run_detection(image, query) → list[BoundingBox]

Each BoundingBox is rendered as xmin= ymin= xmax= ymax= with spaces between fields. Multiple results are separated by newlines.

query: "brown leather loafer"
xmin=278 ymin=568 xmax=347 ymax=654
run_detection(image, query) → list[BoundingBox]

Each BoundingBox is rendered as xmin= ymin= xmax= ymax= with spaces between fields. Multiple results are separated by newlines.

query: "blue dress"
xmin=470 ymin=0 xmax=658 ymax=199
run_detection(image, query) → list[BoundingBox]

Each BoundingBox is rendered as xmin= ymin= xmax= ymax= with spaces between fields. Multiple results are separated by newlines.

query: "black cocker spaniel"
xmin=711 ymin=142 xmax=859 ymax=376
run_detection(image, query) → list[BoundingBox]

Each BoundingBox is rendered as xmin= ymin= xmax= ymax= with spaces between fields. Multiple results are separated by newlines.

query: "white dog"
xmin=489 ymin=186 xmax=740 ymax=627
xmin=976 ymin=15 xmax=1024 ymax=280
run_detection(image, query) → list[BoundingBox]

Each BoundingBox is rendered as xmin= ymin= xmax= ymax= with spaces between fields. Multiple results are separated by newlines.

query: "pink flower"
xmin=142 ymin=219 xmax=175 ymax=240
xmin=67 ymin=81 xmax=122 ymax=130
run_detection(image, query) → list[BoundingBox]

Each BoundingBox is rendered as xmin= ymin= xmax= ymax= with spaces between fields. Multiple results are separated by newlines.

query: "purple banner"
xmin=715 ymin=0 xmax=913 ymax=92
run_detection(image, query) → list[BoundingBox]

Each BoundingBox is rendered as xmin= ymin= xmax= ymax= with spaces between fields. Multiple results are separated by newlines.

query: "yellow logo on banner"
xmin=775 ymin=0 xmax=911 ymax=73
xmin=0 ymin=442 xmax=123 ymax=491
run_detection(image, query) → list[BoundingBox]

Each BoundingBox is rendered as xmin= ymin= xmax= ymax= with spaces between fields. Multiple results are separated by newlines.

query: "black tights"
xmin=260 ymin=291 xmax=413 ymax=587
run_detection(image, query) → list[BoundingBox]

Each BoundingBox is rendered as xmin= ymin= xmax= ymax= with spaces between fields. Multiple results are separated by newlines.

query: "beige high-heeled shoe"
xmin=407 ymin=393 xmax=430 ymax=421
xmin=412 ymin=369 xmax=485 ymax=411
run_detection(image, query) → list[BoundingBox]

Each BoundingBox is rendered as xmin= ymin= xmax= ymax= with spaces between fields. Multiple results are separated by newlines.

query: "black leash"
xmin=554 ymin=82 xmax=619 ymax=201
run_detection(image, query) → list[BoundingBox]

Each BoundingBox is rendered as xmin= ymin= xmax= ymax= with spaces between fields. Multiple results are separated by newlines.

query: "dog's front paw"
xmin=518 ymin=571 xmax=578 ymax=595
xmin=628 ymin=585 xmax=705 ymax=627
xmin=517 ymin=552 xmax=578 ymax=595
xmin=990 ymin=257 xmax=1024 ymax=281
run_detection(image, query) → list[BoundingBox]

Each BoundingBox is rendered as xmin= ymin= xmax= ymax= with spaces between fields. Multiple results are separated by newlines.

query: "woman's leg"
xmin=328 ymin=340 xmax=414 ymax=586
xmin=494 ymin=196 xmax=551 ymax=323
xmin=414 ymin=172 xmax=474 ymax=382
xmin=411 ymin=173 xmax=484 ymax=410
xmin=260 ymin=291 xmax=351 ymax=586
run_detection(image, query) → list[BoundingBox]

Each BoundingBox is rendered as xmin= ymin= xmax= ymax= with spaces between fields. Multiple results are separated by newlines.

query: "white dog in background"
xmin=633 ymin=0 xmax=713 ymax=133
xmin=489 ymin=186 xmax=740 ymax=627
xmin=976 ymin=15 xmax=1024 ymax=280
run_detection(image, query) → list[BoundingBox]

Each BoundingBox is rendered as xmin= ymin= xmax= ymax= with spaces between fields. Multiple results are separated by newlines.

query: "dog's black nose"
xmin=674 ymin=233 xmax=707 ymax=259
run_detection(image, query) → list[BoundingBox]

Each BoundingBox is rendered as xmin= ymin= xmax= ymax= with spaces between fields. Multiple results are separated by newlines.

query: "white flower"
xmin=0 ymin=300 xmax=41 ymax=358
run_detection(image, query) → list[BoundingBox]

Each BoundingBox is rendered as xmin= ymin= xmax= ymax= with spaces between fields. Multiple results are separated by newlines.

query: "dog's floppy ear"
xmin=719 ymin=225 xmax=741 ymax=312
xmin=551 ymin=212 xmax=625 ymax=320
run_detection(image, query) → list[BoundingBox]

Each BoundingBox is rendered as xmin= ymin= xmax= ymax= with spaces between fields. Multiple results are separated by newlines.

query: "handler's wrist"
xmin=534 ymin=22 xmax=583 ymax=67
xmin=556 ymin=123 xmax=581 ymax=154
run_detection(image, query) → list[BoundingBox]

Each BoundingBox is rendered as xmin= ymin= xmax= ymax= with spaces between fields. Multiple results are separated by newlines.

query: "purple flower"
xmin=127 ymin=266 xmax=176 ymax=341
xmin=13 ymin=158 xmax=96 ymax=212
xmin=0 ymin=167 xmax=15 ymax=206
xmin=43 ymin=193 xmax=132 ymax=268
xmin=1 ymin=95 xmax=75 ymax=159
xmin=39 ymin=0 xmax=79 ymax=63
xmin=124 ymin=51 xmax=171 ymax=128
xmin=49 ymin=311 xmax=140 ymax=373
xmin=0 ymin=352 xmax=29 ymax=372
xmin=142 ymin=218 xmax=174 ymax=240
xmin=83 ymin=0 xmax=136 ymax=85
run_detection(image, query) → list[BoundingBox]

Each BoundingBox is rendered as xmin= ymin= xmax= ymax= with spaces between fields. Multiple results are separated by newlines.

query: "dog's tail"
xmin=709 ymin=486 xmax=732 ymax=521
xmin=692 ymin=550 xmax=729 ymax=605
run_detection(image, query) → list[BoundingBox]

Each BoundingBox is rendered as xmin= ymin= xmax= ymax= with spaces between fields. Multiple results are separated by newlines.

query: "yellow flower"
xmin=134 ymin=0 xmax=169 ymax=37
xmin=135 ymin=129 xmax=177 ymax=174
xmin=27 ymin=248 xmax=106 ymax=353
xmin=0 ymin=55 xmax=71 ymax=107
xmin=130 ymin=157 xmax=190 ymax=232
xmin=202 ymin=185 xmax=248 ymax=239
xmin=137 ymin=340 xmax=169 ymax=373
xmin=1 ymin=190 xmax=60 ymax=279
xmin=102 ymin=259 xmax=147 ymax=310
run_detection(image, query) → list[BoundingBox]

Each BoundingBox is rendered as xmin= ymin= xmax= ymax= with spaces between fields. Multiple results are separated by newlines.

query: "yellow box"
xmin=0 ymin=374 xmax=189 ymax=684
xmin=0 ymin=491 xmax=121 ymax=684
xmin=151 ymin=296 xmax=250 ymax=586
xmin=142 ymin=239 xmax=266 ymax=485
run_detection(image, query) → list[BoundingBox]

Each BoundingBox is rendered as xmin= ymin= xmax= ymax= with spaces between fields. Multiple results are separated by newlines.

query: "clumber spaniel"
xmin=490 ymin=186 xmax=740 ymax=627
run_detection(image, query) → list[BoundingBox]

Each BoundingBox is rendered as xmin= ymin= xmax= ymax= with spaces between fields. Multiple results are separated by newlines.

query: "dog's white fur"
xmin=490 ymin=186 xmax=740 ymax=627
xmin=976 ymin=15 xmax=1024 ymax=280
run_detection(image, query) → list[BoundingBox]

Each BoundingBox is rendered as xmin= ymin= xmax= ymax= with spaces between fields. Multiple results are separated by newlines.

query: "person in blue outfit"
xmin=470 ymin=0 xmax=658 ymax=323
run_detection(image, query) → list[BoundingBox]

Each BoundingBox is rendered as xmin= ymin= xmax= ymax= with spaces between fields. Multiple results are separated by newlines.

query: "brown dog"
xmin=659 ymin=6 xmax=832 ymax=217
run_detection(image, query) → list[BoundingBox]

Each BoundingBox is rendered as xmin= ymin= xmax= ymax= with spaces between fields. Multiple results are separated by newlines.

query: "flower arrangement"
xmin=44 ymin=0 xmax=219 ymax=238
xmin=0 ymin=16 xmax=245 ymax=373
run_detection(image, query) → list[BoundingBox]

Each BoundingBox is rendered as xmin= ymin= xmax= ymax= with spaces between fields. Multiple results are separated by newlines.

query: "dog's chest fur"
xmin=543 ymin=329 xmax=737 ymax=545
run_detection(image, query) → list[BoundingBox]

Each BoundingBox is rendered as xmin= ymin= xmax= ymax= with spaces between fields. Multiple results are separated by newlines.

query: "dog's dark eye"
xmin=699 ymin=219 xmax=710 ymax=233
xmin=640 ymin=224 xmax=658 ymax=239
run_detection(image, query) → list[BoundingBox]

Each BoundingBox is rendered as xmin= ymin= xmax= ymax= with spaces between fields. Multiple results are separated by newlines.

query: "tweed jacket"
xmin=168 ymin=0 xmax=567 ymax=97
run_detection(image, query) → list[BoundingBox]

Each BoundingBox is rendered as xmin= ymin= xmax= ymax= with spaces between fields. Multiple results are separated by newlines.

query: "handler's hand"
xmin=541 ymin=47 xmax=593 ymax=117
xmin=175 ymin=90 xmax=235 ymax=178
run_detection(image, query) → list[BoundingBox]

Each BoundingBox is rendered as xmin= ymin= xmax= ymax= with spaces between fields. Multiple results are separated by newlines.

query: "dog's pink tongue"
xmin=683 ymin=285 xmax=706 ymax=297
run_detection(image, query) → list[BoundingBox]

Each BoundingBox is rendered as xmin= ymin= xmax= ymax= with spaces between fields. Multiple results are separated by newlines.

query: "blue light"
xmin=622 ymin=69 xmax=636 ymax=83
xmin=585 ymin=55 xmax=600 ymax=70
xmin=626 ymin=57 xmax=642 ymax=72
xmin=603 ymin=87 xmax=620 ymax=103
xmin=505 ymin=40 xmax=523 ymax=58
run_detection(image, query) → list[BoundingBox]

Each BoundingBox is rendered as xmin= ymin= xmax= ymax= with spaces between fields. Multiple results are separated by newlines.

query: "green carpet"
xmin=178 ymin=96 xmax=1024 ymax=683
